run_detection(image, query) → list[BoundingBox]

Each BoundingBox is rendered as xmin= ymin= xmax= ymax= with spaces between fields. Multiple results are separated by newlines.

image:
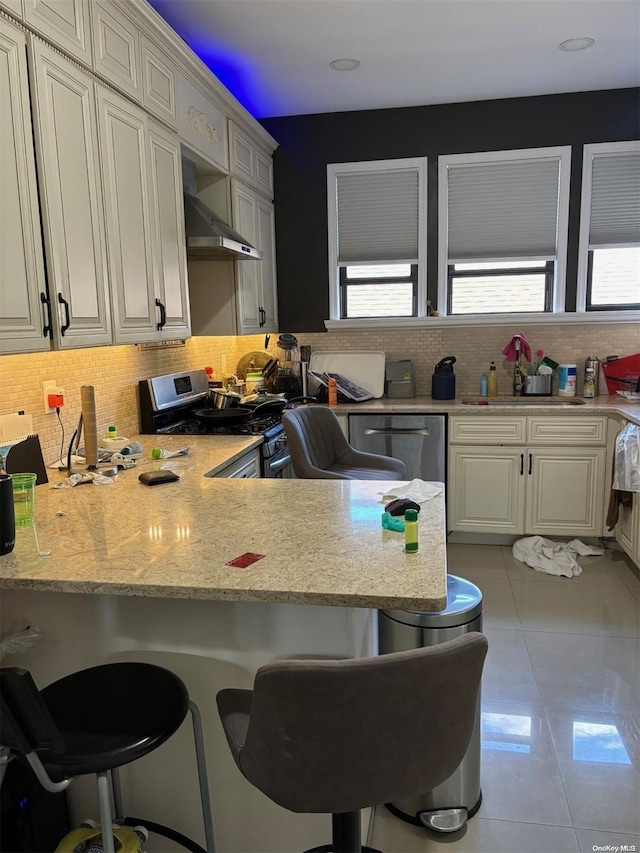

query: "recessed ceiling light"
xmin=559 ymin=37 xmax=595 ymax=52
xmin=329 ymin=58 xmax=361 ymax=72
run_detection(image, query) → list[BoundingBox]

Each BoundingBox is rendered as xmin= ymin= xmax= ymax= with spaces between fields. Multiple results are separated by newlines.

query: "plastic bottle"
xmin=107 ymin=425 xmax=117 ymax=440
xmin=583 ymin=369 xmax=595 ymax=399
xmin=328 ymin=377 xmax=337 ymax=406
xmin=151 ymin=448 xmax=170 ymax=459
xmin=488 ymin=362 xmax=498 ymax=397
xmin=404 ymin=509 xmax=418 ymax=552
xmin=480 ymin=373 xmax=488 ymax=397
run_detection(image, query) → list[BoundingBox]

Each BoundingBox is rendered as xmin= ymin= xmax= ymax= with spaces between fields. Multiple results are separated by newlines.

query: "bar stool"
xmin=216 ymin=633 xmax=487 ymax=853
xmin=0 ymin=662 xmax=215 ymax=853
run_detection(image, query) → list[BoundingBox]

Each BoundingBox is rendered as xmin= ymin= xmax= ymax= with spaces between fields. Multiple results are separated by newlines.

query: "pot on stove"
xmin=209 ymin=388 xmax=242 ymax=409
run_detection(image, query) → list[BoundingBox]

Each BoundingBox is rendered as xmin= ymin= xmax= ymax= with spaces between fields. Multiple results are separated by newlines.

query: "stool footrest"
xmin=123 ymin=817 xmax=206 ymax=853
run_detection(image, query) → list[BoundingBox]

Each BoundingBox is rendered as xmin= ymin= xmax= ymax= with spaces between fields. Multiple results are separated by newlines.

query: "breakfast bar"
xmin=0 ymin=435 xmax=447 ymax=850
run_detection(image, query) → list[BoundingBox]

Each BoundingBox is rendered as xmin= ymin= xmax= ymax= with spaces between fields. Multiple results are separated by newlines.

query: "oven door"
xmin=263 ymin=446 xmax=295 ymax=479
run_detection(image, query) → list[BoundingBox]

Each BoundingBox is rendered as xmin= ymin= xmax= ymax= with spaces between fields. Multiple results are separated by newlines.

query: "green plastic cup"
xmin=11 ymin=473 xmax=37 ymax=526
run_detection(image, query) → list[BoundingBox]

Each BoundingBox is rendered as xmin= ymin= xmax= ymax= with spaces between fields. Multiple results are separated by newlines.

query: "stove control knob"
xmin=275 ymin=435 xmax=288 ymax=452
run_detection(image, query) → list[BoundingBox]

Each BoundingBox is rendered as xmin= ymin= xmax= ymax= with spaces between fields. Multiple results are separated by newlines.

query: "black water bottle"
xmin=431 ymin=356 xmax=457 ymax=400
xmin=1 ymin=473 xmax=16 ymax=556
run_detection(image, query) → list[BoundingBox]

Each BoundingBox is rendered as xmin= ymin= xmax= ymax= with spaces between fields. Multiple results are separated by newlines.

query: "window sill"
xmin=324 ymin=310 xmax=640 ymax=331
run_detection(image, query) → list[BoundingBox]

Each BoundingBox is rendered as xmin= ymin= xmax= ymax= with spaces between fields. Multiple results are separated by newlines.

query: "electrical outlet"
xmin=43 ymin=379 xmax=58 ymax=414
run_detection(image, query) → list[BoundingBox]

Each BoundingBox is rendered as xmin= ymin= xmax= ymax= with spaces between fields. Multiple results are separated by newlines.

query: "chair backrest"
xmin=238 ymin=632 xmax=488 ymax=814
xmin=0 ymin=667 xmax=65 ymax=755
xmin=282 ymin=406 xmax=352 ymax=478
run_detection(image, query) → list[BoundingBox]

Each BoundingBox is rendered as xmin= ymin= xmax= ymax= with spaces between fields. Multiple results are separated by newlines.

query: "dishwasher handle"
xmin=364 ymin=427 xmax=430 ymax=436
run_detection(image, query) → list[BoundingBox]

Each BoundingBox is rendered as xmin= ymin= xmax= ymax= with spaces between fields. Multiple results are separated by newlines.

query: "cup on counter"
xmin=11 ymin=473 xmax=37 ymax=526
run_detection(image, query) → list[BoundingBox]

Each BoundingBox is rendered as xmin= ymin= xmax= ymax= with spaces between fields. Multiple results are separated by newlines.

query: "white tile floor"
xmin=370 ymin=543 xmax=640 ymax=853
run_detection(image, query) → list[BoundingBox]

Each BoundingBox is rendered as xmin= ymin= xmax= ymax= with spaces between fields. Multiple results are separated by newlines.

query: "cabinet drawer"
xmin=449 ymin=416 xmax=526 ymax=444
xmin=527 ymin=416 xmax=607 ymax=446
xmin=215 ymin=450 xmax=260 ymax=479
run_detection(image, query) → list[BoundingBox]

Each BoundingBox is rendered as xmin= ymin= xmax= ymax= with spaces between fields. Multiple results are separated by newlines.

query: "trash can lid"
xmin=381 ymin=574 xmax=483 ymax=628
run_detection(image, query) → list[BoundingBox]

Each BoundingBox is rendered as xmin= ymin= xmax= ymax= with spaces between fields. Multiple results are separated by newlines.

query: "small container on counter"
xmin=328 ymin=377 xmax=337 ymax=406
xmin=405 ymin=509 xmax=419 ymax=552
xmin=558 ymin=364 xmax=578 ymax=397
xmin=488 ymin=362 xmax=498 ymax=397
xmin=480 ymin=373 xmax=488 ymax=397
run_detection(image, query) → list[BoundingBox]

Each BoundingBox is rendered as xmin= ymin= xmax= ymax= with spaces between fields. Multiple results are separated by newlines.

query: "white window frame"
xmin=327 ymin=158 xmax=428 ymax=322
xmin=577 ymin=140 xmax=640 ymax=312
xmin=437 ymin=146 xmax=572 ymax=318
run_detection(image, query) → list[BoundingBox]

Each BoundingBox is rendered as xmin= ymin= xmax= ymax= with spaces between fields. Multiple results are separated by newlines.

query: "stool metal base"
xmin=303 ymin=811 xmax=382 ymax=853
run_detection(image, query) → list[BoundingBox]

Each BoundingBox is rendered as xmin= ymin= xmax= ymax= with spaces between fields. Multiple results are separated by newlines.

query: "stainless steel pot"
xmin=209 ymin=388 xmax=242 ymax=409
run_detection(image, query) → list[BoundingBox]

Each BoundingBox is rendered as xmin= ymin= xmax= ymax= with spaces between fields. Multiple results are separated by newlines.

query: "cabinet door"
xmin=29 ymin=40 xmax=111 ymax=348
xmin=90 ymin=0 xmax=141 ymax=102
xmin=0 ymin=17 xmax=49 ymax=354
xmin=147 ymin=122 xmax=190 ymax=340
xmin=526 ymin=447 xmax=606 ymax=536
xmin=448 ymin=446 xmax=524 ymax=533
xmin=232 ymin=181 xmax=261 ymax=334
xmin=615 ymin=496 xmax=637 ymax=563
xmin=141 ymin=35 xmax=176 ymax=127
xmin=23 ymin=0 xmax=91 ymax=65
xmin=255 ymin=149 xmax=274 ymax=199
xmin=97 ymin=86 xmax=156 ymax=344
xmin=0 ymin=0 xmax=22 ymax=18
xmin=229 ymin=122 xmax=255 ymax=184
xmin=256 ymin=196 xmax=278 ymax=332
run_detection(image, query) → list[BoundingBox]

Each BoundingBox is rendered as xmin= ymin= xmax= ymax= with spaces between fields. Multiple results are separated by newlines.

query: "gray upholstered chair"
xmin=217 ymin=632 xmax=488 ymax=853
xmin=282 ymin=406 xmax=406 ymax=480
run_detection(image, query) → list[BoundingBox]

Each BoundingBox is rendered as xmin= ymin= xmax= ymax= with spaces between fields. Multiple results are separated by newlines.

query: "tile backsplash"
xmin=1 ymin=322 xmax=637 ymax=466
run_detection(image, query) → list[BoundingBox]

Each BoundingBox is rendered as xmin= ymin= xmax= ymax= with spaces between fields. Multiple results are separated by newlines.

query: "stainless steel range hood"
xmin=183 ymin=192 xmax=264 ymax=261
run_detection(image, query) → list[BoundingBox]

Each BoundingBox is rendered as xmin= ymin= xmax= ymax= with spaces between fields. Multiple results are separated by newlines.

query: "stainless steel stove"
xmin=139 ymin=370 xmax=293 ymax=478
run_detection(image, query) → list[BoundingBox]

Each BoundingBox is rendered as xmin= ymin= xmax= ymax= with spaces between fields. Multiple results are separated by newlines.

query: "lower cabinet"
xmin=214 ymin=450 xmax=261 ymax=479
xmin=448 ymin=416 xmax=607 ymax=537
xmin=616 ymin=494 xmax=640 ymax=568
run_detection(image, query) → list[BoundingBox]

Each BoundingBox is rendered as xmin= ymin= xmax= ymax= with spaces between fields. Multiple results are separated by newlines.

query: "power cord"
xmin=56 ymin=407 xmax=65 ymax=471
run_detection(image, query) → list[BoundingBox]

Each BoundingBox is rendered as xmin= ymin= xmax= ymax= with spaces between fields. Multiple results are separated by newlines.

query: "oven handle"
xmin=268 ymin=454 xmax=291 ymax=474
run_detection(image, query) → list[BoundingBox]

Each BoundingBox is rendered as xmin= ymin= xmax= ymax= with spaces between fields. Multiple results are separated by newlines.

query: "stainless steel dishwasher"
xmin=348 ymin=414 xmax=446 ymax=481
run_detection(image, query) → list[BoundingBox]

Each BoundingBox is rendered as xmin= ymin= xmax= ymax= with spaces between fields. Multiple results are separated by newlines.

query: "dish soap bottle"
xmin=480 ymin=373 xmax=488 ymax=398
xmin=488 ymin=362 xmax=498 ymax=397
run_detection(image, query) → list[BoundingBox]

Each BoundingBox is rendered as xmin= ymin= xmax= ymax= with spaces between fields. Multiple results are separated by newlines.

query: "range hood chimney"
xmin=182 ymin=158 xmax=263 ymax=261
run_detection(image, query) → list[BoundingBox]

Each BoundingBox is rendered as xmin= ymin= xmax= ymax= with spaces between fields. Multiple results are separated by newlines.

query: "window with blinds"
xmin=578 ymin=141 xmax=640 ymax=311
xmin=438 ymin=147 xmax=571 ymax=315
xmin=327 ymin=159 xmax=426 ymax=319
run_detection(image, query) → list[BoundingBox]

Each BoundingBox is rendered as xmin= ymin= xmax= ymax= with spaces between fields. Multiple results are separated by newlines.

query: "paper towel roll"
xmin=81 ymin=385 xmax=98 ymax=469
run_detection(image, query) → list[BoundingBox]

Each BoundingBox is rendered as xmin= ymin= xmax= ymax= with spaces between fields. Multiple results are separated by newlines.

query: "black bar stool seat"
xmin=37 ymin=662 xmax=189 ymax=778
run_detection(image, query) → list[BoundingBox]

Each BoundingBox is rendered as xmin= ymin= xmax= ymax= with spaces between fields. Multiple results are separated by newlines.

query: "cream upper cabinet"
xmin=23 ymin=0 xmax=91 ymax=65
xmin=97 ymin=85 xmax=156 ymax=343
xmin=229 ymin=121 xmax=274 ymax=199
xmin=448 ymin=416 xmax=607 ymax=537
xmin=147 ymin=121 xmax=190 ymax=340
xmin=141 ymin=34 xmax=176 ymax=127
xmin=28 ymin=37 xmax=112 ymax=348
xmin=0 ymin=0 xmax=23 ymax=19
xmin=177 ymin=72 xmax=228 ymax=172
xmin=232 ymin=181 xmax=278 ymax=335
xmin=90 ymin=0 xmax=141 ymax=103
xmin=0 ymin=16 xmax=49 ymax=354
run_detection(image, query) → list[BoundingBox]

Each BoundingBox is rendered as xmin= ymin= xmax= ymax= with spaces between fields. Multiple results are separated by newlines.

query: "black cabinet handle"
xmin=40 ymin=291 xmax=52 ymax=339
xmin=155 ymin=298 xmax=166 ymax=331
xmin=259 ymin=306 xmax=266 ymax=327
xmin=57 ymin=292 xmax=70 ymax=336
xmin=520 ymin=453 xmax=524 ymax=475
xmin=528 ymin=453 xmax=533 ymax=475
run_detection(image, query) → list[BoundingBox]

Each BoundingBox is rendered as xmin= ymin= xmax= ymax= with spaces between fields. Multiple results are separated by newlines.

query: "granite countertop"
xmin=332 ymin=395 xmax=640 ymax=424
xmin=0 ymin=434 xmax=447 ymax=611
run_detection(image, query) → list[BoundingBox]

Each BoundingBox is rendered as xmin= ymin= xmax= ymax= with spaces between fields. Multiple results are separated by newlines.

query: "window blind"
xmin=447 ymin=159 xmax=562 ymax=261
xmin=589 ymin=152 xmax=640 ymax=247
xmin=337 ymin=169 xmax=419 ymax=263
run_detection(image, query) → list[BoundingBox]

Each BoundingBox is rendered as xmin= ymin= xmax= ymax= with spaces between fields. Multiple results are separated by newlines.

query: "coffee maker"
xmin=273 ymin=334 xmax=302 ymax=398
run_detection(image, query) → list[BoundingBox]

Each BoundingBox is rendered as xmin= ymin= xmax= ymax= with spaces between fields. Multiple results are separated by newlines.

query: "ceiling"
xmin=148 ymin=0 xmax=640 ymax=119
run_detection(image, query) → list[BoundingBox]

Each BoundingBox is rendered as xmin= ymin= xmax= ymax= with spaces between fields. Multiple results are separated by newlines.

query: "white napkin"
xmin=380 ymin=478 xmax=443 ymax=503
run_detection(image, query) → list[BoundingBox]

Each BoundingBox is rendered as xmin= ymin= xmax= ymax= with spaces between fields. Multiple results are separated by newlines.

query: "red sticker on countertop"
xmin=226 ymin=552 xmax=266 ymax=568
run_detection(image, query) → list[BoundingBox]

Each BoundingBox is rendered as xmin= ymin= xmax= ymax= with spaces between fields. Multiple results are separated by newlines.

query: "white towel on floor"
xmin=512 ymin=536 xmax=604 ymax=578
xmin=380 ymin=478 xmax=443 ymax=503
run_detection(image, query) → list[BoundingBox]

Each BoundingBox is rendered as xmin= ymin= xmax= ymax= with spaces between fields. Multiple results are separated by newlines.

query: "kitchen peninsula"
xmin=0 ymin=435 xmax=446 ymax=850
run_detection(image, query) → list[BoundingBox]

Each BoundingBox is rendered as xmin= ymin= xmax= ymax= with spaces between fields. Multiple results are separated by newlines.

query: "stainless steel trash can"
xmin=378 ymin=574 xmax=483 ymax=833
